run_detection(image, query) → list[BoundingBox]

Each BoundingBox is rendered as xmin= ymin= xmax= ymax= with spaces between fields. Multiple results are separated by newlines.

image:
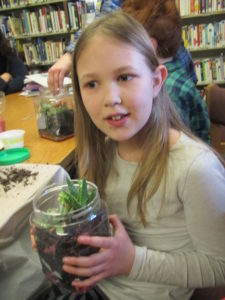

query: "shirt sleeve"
xmin=176 ymin=42 xmax=198 ymax=85
xmin=128 ymin=151 xmax=225 ymax=288
xmin=188 ymin=88 xmax=210 ymax=144
xmin=0 ymin=78 xmax=7 ymax=92
xmin=4 ymin=56 xmax=28 ymax=95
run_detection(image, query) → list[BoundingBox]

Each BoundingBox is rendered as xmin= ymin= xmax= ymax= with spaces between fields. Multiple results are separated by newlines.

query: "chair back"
xmin=205 ymin=84 xmax=225 ymax=155
xmin=190 ymin=286 xmax=225 ymax=300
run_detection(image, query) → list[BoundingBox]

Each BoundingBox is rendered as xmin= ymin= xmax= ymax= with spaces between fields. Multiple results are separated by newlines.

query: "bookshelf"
xmin=0 ymin=0 xmax=94 ymax=69
xmin=176 ymin=0 xmax=225 ymax=86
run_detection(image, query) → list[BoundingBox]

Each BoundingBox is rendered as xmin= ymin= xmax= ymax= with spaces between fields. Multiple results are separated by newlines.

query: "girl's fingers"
xmin=63 ymin=248 xmax=110 ymax=268
xmin=72 ymin=271 xmax=108 ymax=289
xmin=108 ymin=214 xmax=122 ymax=228
xmin=63 ymin=261 xmax=107 ymax=278
xmin=76 ymin=214 xmax=124 ymax=248
xmin=77 ymin=235 xmax=114 ymax=249
xmin=30 ymin=227 xmax=37 ymax=251
xmin=59 ymin=70 xmax=65 ymax=90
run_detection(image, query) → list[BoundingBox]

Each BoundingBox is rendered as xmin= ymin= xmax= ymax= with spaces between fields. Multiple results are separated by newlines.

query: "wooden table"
xmin=5 ymin=93 xmax=76 ymax=171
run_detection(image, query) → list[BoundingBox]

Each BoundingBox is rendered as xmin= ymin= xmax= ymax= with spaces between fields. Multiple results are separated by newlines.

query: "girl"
xmin=0 ymin=31 xmax=28 ymax=95
xmin=39 ymin=11 xmax=225 ymax=300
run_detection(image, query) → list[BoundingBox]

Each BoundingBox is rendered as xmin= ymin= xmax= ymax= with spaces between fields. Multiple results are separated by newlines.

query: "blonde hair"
xmin=72 ymin=11 xmax=196 ymax=225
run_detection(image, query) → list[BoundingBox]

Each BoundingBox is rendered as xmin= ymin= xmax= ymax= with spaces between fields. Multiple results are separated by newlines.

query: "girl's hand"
xmin=30 ymin=226 xmax=37 ymax=251
xmin=62 ymin=214 xmax=135 ymax=291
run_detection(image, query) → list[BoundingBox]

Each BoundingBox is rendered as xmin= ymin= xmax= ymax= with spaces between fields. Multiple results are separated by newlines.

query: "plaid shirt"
xmin=175 ymin=41 xmax=198 ymax=85
xmin=165 ymin=59 xmax=210 ymax=144
xmin=65 ymin=0 xmax=122 ymax=53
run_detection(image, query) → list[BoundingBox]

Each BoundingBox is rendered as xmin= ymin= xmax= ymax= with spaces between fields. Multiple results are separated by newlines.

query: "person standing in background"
xmin=0 ymin=31 xmax=28 ymax=95
xmin=47 ymin=0 xmax=197 ymax=94
xmin=47 ymin=0 xmax=122 ymax=94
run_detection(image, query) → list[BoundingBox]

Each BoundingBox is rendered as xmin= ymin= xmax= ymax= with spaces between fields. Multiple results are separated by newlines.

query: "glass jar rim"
xmin=32 ymin=179 xmax=99 ymax=218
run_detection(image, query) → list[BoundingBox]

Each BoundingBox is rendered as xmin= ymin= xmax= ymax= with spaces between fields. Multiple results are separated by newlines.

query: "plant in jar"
xmin=31 ymin=178 xmax=110 ymax=292
xmin=37 ymin=97 xmax=74 ymax=141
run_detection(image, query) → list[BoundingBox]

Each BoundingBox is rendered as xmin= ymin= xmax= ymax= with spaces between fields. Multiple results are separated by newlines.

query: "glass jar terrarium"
xmin=33 ymin=88 xmax=74 ymax=141
xmin=30 ymin=179 xmax=110 ymax=292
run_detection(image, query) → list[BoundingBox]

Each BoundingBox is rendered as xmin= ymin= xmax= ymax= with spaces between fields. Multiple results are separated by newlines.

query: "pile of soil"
xmin=0 ymin=167 xmax=39 ymax=192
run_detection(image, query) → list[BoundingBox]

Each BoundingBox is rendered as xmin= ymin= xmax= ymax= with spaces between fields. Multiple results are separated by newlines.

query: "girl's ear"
xmin=153 ymin=65 xmax=167 ymax=98
xmin=150 ymin=37 xmax=158 ymax=51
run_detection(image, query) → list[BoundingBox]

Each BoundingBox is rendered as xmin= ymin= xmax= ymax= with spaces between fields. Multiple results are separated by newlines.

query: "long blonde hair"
xmin=72 ymin=11 xmax=197 ymax=224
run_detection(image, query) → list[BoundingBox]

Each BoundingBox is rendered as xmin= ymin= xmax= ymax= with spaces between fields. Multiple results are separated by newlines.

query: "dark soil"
xmin=0 ymin=167 xmax=39 ymax=192
xmin=34 ymin=210 xmax=110 ymax=292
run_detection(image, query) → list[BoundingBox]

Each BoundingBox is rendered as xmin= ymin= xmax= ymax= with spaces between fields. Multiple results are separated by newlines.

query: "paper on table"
xmin=0 ymin=163 xmax=69 ymax=247
xmin=24 ymin=73 xmax=72 ymax=88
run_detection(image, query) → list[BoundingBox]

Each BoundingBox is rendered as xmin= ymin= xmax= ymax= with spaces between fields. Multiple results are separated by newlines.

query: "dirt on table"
xmin=0 ymin=167 xmax=39 ymax=192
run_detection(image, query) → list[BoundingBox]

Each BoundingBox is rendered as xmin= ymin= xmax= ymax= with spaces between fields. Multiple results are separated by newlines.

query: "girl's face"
xmin=77 ymin=34 xmax=166 ymax=148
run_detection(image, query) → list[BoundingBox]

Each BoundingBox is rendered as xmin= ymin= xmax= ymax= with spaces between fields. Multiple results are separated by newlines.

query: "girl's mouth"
xmin=111 ymin=115 xmax=124 ymax=121
xmin=106 ymin=114 xmax=129 ymax=127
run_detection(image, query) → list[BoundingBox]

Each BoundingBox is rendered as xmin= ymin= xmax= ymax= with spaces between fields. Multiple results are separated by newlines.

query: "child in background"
xmin=0 ymin=31 xmax=28 ymax=95
xmin=61 ymin=10 xmax=225 ymax=300
xmin=122 ymin=0 xmax=210 ymax=143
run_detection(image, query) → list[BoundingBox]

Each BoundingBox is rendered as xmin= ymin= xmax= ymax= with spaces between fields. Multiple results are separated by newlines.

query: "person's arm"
xmin=0 ymin=76 xmax=8 ymax=92
xmin=4 ymin=56 xmax=28 ymax=95
xmin=128 ymin=151 xmax=225 ymax=287
xmin=47 ymin=52 xmax=73 ymax=95
xmin=48 ymin=31 xmax=83 ymax=94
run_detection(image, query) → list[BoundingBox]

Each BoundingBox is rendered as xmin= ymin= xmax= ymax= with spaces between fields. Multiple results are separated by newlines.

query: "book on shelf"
xmin=182 ymin=19 xmax=225 ymax=49
xmin=22 ymin=37 xmax=67 ymax=65
xmin=177 ymin=0 xmax=225 ymax=16
xmin=67 ymin=2 xmax=79 ymax=30
xmin=0 ymin=0 xmax=61 ymax=9
xmin=194 ymin=54 xmax=225 ymax=83
xmin=0 ymin=5 xmax=71 ymax=37
xmin=66 ymin=0 xmax=95 ymax=30
xmin=0 ymin=0 xmax=98 ymax=70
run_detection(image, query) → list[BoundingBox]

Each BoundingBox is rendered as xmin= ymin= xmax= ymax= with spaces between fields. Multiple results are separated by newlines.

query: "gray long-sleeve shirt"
xmin=99 ymin=133 xmax=225 ymax=300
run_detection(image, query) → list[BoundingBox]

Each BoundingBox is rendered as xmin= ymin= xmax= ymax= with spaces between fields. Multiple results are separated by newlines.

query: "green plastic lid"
xmin=0 ymin=147 xmax=30 ymax=165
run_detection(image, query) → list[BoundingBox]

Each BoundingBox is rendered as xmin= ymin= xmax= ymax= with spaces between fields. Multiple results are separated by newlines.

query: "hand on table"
xmin=62 ymin=214 xmax=136 ymax=292
xmin=48 ymin=53 xmax=73 ymax=95
xmin=1 ymin=72 xmax=12 ymax=82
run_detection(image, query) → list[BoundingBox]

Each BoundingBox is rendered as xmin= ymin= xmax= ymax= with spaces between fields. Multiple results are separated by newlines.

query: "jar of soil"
xmin=33 ymin=88 xmax=74 ymax=141
xmin=30 ymin=180 xmax=110 ymax=292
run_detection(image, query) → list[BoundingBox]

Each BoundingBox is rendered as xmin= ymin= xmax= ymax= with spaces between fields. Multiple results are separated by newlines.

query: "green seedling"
xmin=58 ymin=178 xmax=96 ymax=214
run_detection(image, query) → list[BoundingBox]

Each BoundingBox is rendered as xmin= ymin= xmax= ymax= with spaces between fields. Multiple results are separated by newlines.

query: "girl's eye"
xmin=87 ymin=81 xmax=97 ymax=88
xmin=118 ymin=74 xmax=133 ymax=82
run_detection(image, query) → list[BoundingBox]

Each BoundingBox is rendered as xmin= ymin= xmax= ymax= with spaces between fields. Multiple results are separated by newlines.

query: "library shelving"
xmin=0 ymin=0 xmax=95 ymax=69
xmin=176 ymin=0 xmax=225 ymax=86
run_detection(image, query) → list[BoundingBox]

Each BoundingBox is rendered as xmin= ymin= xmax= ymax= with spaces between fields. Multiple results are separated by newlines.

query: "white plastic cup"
xmin=0 ymin=129 xmax=25 ymax=149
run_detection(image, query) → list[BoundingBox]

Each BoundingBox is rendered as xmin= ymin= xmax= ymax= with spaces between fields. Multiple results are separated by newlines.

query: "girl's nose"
xmin=103 ymin=83 xmax=122 ymax=106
